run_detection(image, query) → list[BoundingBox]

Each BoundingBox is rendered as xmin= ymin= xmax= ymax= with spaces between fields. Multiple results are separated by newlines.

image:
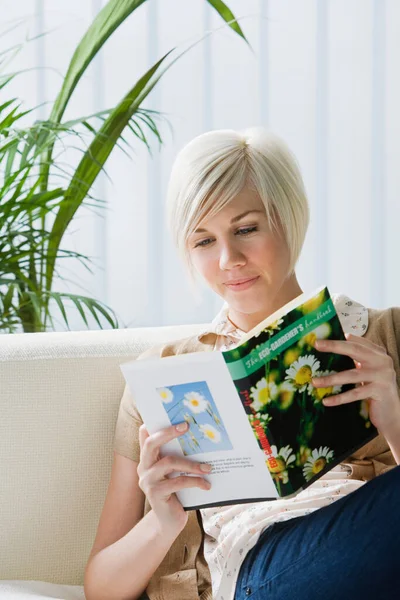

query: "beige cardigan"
xmin=113 ymin=306 xmax=400 ymax=600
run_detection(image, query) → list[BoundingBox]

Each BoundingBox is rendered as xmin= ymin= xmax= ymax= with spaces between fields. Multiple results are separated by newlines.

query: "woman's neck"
xmin=227 ymin=275 xmax=303 ymax=333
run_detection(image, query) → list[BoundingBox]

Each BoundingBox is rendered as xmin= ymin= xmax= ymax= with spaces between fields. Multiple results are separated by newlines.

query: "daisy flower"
xmin=183 ymin=391 xmax=209 ymax=413
xmin=312 ymin=370 xmax=342 ymax=404
xmin=255 ymin=318 xmax=284 ymax=338
xmin=266 ymin=444 xmax=296 ymax=485
xmin=250 ymin=412 xmax=273 ymax=427
xmin=265 ymin=318 xmax=284 ymax=334
xmin=199 ymin=423 xmax=221 ymax=444
xmin=302 ymin=446 xmax=334 ymax=481
xmin=249 ymin=378 xmax=278 ymax=412
xmin=157 ymin=387 xmax=174 ymax=403
xmin=285 ymin=355 xmax=321 ymax=393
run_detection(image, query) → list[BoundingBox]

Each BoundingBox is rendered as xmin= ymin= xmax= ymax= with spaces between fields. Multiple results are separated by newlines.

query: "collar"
xmin=196 ymin=292 xmax=369 ymax=346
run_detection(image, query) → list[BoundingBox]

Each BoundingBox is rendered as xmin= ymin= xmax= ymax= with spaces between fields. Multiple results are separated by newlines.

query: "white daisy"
xmin=285 ymin=354 xmax=321 ymax=393
xmin=157 ymin=387 xmax=174 ymax=403
xmin=183 ymin=391 xmax=209 ymax=413
xmin=199 ymin=423 xmax=221 ymax=444
xmin=249 ymin=377 xmax=278 ymax=411
xmin=266 ymin=444 xmax=296 ymax=484
xmin=249 ymin=412 xmax=272 ymax=427
xmin=312 ymin=370 xmax=342 ymax=404
xmin=302 ymin=446 xmax=334 ymax=482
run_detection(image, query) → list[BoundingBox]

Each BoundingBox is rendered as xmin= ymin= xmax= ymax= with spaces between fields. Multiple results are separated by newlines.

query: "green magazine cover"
xmin=222 ymin=285 xmax=378 ymax=498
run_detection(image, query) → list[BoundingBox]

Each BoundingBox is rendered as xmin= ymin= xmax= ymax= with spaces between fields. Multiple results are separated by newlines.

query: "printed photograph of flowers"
xmin=224 ymin=287 xmax=378 ymax=497
xmin=156 ymin=381 xmax=233 ymax=455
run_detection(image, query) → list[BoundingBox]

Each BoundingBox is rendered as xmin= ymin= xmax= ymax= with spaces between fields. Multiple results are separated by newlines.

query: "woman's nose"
xmin=219 ymin=243 xmax=246 ymax=270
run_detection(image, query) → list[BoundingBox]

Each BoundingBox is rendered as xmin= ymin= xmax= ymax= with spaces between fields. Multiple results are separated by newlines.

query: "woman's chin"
xmin=228 ymin=294 xmax=268 ymax=316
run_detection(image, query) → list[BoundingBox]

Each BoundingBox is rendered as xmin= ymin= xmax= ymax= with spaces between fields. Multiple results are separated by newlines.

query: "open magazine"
xmin=120 ymin=286 xmax=378 ymax=510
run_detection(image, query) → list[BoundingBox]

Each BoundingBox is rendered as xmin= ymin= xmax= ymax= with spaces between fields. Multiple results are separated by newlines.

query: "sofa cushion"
xmin=0 ymin=580 xmax=85 ymax=599
xmin=0 ymin=324 xmax=207 ymax=585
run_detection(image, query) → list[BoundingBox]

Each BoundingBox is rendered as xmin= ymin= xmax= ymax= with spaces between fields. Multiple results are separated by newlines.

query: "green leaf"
xmin=26 ymin=290 xmax=43 ymax=322
xmin=2 ymin=283 xmax=15 ymax=314
xmin=78 ymin=296 xmax=119 ymax=328
xmin=49 ymin=293 xmax=119 ymax=329
xmin=49 ymin=0 xmax=147 ymax=127
xmin=45 ymin=50 xmax=174 ymax=294
xmin=69 ymin=296 xmax=89 ymax=328
xmin=206 ymin=0 xmax=249 ymax=43
xmin=51 ymin=291 xmax=70 ymax=329
xmin=39 ymin=0 xmax=248 ymax=193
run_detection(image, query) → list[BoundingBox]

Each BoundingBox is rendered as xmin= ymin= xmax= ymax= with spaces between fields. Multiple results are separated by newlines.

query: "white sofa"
xmin=0 ymin=323 xmax=206 ymax=599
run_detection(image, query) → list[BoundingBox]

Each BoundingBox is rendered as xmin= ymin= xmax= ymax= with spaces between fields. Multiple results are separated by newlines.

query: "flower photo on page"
xmin=156 ymin=381 xmax=233 ymax=455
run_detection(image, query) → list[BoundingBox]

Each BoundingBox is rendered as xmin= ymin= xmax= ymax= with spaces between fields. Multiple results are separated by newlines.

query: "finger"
xmin=156 ymin=455 xmax=212 ymax=479
xmin=344 ymin=332 xmax=388 ymax=354
xmin=155 ymin=474 xmax=212 ymax=497
xmin=314 ymin=338 xmax=381 ymax=363
xmin=140 ymin=421 xmax=189 ymax=471
xmin=322 ymin=383 xmax=376 ymax=406
xmin=312 ymin=367 xmax=377 ymax=388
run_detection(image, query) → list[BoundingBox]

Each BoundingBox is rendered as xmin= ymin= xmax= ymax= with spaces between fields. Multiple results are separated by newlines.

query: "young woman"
xmin=84 ymin=128 xmax=400 ymax=600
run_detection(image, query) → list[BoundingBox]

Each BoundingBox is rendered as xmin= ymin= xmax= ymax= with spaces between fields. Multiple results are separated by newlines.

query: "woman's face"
xmin=188 ymin=187 xmax=298 ymax=332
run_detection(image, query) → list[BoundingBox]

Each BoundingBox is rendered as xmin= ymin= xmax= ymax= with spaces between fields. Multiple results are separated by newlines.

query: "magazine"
xmin=120 ymin=286 xmax=378 ymax=510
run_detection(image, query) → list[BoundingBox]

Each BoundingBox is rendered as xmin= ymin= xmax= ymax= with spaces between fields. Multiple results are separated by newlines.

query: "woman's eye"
xmin=194 ymin=238 xmax=212 ymax=248
xmin=193 ymin=226 xmax=257 ymax=248
xmin=236 ymin=226 xmax=258 ymax=236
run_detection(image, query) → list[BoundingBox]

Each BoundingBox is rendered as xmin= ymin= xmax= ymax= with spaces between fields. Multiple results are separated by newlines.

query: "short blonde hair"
xmin=166 ymin=127 xmax=310 ymax=284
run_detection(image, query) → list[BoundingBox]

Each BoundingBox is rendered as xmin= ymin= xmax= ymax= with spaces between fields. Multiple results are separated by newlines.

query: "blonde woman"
xmin=84 ymin=129 xmax=400 ymax=600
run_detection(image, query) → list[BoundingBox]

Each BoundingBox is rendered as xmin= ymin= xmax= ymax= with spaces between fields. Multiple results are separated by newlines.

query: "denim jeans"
xmin=234 ymin=464 xmax=400 ymax=600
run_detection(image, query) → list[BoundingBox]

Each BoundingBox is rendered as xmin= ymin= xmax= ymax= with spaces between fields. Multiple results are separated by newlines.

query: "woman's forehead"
xmin=198 ymin=191 xmax=266 ymax=227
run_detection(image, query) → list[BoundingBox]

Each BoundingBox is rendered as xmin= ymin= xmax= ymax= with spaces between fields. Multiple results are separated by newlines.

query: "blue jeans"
xmin=234 ymin=464 xmax=400 ymax=600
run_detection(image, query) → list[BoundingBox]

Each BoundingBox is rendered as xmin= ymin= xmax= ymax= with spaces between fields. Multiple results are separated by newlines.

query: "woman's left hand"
xmin=311 ymin=333 xmax=400 ymax=438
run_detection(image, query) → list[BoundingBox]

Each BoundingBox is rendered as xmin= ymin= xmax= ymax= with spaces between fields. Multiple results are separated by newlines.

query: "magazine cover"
xmin=222 ymin=286 xmax=378 ymax=497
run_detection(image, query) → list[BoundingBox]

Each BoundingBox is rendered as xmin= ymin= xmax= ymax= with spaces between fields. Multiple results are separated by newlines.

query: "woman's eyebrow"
xmin=194 ymin=210 xmax=264 ymax=234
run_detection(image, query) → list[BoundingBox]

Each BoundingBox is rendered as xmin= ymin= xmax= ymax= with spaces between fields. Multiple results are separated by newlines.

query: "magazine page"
xmin=222 ymin=286 xmax=379 ymax=499
xmin=120 ymin=351 xmax=279 ymax=510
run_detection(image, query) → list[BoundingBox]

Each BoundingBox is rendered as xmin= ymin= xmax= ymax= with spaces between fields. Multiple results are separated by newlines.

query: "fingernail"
xmin=176 ymin=422 xmax=188 ymax=432
xmin=200 ymin=463 xmax=212 ymax=472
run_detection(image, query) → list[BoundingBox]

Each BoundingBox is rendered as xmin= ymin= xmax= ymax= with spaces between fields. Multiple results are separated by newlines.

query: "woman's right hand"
xmin=137 ymin=422 xmax=212 ymax=534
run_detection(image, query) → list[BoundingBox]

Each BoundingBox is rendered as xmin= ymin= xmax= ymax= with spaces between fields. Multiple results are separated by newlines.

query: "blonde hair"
xmin=166 ymin=127 xmax=310 ymax=287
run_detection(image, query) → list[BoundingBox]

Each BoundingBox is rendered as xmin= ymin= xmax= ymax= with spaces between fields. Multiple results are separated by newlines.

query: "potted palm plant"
xmin=0 ymin=0 xmax=247 ymax=333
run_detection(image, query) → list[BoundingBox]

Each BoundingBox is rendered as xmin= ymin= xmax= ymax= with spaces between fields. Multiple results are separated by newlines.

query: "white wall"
xmin=2 ymin=0 xmax=399 ymax=331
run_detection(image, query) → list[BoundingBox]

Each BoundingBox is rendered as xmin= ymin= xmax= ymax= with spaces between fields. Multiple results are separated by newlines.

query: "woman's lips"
xmin=224 ymin=276 xmax=260 ymax=291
